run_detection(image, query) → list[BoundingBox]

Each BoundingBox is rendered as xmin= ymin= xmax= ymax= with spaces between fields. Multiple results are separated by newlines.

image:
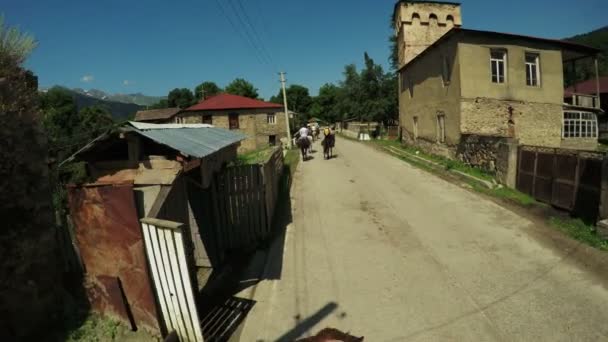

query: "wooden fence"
xmin=141 ymin=218 xmax=204 ymax=342
xmin=210 ymin=147 xmax=284 ymax=262
xmin=517 ymin=145 xmax=604 ymax=221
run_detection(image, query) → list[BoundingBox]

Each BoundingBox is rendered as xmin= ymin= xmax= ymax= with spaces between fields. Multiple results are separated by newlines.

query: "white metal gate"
xmin=141 ymin=218 xmax=204 ymax=342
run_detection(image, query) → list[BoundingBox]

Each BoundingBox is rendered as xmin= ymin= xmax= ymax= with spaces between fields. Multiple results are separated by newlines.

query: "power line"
xmin=233 ymin=0 xmax=277 ymax=68
xmin=225 ymin=0 xmax=274 ymax=68
xmin=213 ymin=0 xmax=273 ymax=71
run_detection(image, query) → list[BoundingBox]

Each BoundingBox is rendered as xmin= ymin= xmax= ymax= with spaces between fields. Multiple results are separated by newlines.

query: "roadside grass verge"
xmin=235 ymin=146 xmax=275 ymax=165
xmin=342 ymin=135 xmax=608 ymax=251
xmin=549 ymin=217 xmax=608 ymax=251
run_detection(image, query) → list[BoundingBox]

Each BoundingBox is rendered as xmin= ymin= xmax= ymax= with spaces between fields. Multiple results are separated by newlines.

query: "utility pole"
xmin=279 ymin=72 xmax=292 ymax=148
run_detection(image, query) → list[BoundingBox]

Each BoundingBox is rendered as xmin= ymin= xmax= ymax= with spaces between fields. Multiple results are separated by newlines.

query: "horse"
xmin=297 ymin=136 xmax=311 ymax=160
xmin=322 ymin=133 xmax=335 ymax=159
xmin=295 ymin=328 xmax=364 ymax=342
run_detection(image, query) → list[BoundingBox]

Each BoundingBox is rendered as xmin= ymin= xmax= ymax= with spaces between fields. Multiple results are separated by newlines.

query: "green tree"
xmin=194 ymin=81 xmax=222 ymax=100
xmin=225 ymin=78 xmax=259 ymax=99
xmin=310 ymin=83 xmax=341 ymax=124
xmin=168 ymin=88 xmax=195 ymax=108
xmin=270 ymin=84 xmax=312 ymax=114
xmin=0 ymin=15 xmax=37 ymax=68
xmin=148 ymin=98 xmax=169 ymax=109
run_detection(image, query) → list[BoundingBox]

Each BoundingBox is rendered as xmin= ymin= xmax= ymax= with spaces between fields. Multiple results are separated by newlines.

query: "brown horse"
xmin=295 ymin=328 xmax=364 ymax=342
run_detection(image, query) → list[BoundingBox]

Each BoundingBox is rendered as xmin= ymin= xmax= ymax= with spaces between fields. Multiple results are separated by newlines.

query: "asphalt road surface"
xmin=237 ymin=137 xmax=608 ymax=341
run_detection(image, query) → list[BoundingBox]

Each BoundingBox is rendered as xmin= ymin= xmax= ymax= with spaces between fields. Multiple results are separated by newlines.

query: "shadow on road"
xmin=275 ymin=302 xmax=339 ymax=342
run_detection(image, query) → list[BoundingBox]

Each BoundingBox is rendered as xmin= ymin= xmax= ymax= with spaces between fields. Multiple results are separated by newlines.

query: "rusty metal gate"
xmin=517 ymin=145 xmax=604 ymax=221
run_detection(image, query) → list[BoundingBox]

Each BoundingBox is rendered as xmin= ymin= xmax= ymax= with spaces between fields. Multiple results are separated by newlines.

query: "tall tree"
xmin=270 ymin=84 xmax=312 ymax=114
xmin=310 ymin=83 xmax=341 ymax=124
xmin=168 ymin=88 xmax=195 ymax=108
xmin=194 ymin=81 xmax=222 ymax=100
xmin=225 ymin=78 xmax=259 ymax=99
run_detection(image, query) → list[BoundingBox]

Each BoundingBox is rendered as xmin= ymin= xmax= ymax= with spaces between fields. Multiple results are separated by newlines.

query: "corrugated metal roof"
xmin=129 ymin=121 xmax=213 ymax=130
xmin=131 ymin=123 xmax=246 ymax=158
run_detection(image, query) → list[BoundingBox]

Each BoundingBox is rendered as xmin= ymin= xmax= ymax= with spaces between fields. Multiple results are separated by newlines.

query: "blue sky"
xmin=4 ymin=0 xmax=607 ymax=99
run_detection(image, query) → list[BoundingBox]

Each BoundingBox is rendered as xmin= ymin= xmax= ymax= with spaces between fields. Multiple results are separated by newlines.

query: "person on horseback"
xmin=297 ymin=124 xmax=311 ymax=160
xmin=322 ymin=125 xmax=336 ymax=159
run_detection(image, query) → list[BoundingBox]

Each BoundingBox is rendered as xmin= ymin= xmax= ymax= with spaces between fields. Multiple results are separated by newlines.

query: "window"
xmin=175 ymin=116 xmax=184 ymax=124
xmin=442 ymin=56 xmax=450 ymax=85
xmin=267 ymin=113 xmax=276 ymax=124
xmin=202 ymin=115 xmax=213 ymax=124
xmin=525 ymin=53 xmax=540 ymax=86
xmin=269 ymin=135 xmax=277 ymax=146
xmin=490 ymin=49 xmax=507 ymax=83
xmin=229 ymin=113 xmax=239 ymax=130
xmin=437 ymin=114 xmax=446 ymax=143
xmin=563 ymin=111 xmax=597 ymax=138
xmin=413 ymin=116 xmax=419 ymax=140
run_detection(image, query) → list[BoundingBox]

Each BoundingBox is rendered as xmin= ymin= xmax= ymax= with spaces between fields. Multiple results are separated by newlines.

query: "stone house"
xmin=394 ymin=1 xmax=603 ymax=160
xmin=176 ymin=93 xmax=287 ymax=152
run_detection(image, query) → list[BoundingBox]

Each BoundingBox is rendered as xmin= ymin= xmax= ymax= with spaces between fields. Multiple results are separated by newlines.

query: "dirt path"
xmin=237 ymin=137 xmax=608 ymax=341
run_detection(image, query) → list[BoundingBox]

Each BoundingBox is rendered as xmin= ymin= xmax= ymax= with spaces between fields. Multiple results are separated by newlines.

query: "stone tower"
xmin=394 ymin=1 xmax=462 ymax=68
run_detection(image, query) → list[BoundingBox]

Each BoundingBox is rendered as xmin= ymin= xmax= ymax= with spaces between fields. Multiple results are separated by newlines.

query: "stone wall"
xmin=460 ymin=97 xmax=564 ymax=148
xmin=456 ymin=134 xmax=506 ymax=173
xmin=0 ymin=67 xmax=61 ymax=339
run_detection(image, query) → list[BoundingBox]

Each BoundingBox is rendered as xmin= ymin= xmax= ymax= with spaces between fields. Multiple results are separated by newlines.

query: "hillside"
xmin=43 ymin=87 xmax=143 ymax=121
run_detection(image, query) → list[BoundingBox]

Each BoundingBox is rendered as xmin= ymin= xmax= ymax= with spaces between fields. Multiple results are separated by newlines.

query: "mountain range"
xmin=41 ymin=86 xmax=166 ymax=121
xmin=70 ymin=88 xmax=165 ymax=107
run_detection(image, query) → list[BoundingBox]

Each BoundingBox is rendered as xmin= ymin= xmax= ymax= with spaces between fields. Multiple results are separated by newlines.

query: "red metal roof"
xmin=564 ymin=76 xmax=608 ymax=96
xmin=184 ymin=93 xmax=282 ymax=111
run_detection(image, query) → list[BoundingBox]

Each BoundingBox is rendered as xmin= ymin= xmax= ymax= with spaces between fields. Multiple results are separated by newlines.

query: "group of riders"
xmin=294 ymin=123 xmax=336 ymax=160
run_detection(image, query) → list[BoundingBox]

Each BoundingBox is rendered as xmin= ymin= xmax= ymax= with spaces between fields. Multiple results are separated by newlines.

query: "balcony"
xmin=564 ymin=93 xmax=601 ymax=110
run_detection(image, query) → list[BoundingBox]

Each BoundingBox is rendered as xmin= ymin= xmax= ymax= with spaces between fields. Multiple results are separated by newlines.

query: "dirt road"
xmin=237 ymin=137 xmax=608 ymax=341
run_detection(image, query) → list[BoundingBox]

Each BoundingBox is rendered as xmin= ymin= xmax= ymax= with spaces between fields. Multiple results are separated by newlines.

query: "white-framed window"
xmin=174 ymin=116 xmax=184 ymax=124
xmin=267 ymin=113 xmax=276 ymax=124
xmin=442 ymin=56 xmax=450 ymax=85
xmin=490 ymin=49 xmax=507 ymax=83
xmin=563 ymin=111 xmax=597 ymax=138
xmin=525 ymin=52 xmax=540 ymax=86
xmin=437 ymin=113 xmax=446 ymax=143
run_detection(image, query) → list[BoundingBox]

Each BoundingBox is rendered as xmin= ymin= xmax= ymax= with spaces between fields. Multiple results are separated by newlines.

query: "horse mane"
xmin=295 ymin=328 xmax=364 ymax=342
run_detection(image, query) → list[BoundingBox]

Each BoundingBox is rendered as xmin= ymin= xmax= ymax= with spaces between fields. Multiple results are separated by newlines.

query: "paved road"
xmin=237 ymin=137 xmax=608 ymax=341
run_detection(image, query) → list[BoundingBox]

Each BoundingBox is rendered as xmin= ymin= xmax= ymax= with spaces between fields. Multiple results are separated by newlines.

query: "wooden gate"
xmin=212 ymin=164 xmax=268 ymax=256
xmin=517 ymin=145 xmax=603 ymax=221
xmin=141 ymin=218 xmax=204 ymax=342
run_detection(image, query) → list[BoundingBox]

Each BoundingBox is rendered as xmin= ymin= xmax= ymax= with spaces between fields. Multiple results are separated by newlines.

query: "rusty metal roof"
xmin=129 ymin=122 xmax=246 ymax=158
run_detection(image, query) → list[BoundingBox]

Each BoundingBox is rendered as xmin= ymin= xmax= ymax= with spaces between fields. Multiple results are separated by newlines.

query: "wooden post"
xmin=599 ymin=156 xmax=608 ymax=220
xmin=595 ymin=57 xmax=601 ymax=109
xmin=532 ymin=148 xmax=539 ymax=197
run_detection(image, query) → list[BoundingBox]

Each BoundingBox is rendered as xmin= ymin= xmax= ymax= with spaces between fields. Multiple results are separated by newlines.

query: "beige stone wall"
xmin=399 ymin=35 xmax=461 ymax=148
xmin=460 ymin=97 xmax=563 ymax=147
xmin=458 ymin=38 xmax=565 ymax=104
xmin=177 ymin=108 xmax=285 ymax=152
xmin=394 ymin=1 xmax=462 ymax=67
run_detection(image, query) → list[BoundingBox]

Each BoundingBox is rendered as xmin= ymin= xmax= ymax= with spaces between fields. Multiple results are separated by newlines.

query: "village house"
xmin=394 ymin=1 xmax=603 ymax=158
xmin=565 ymin=76 xmax=608 ymax=140
xmin=175 ymin=93 xmax=287 ymax=152
xmin=134 ymin=107 xmax=182 ymax=123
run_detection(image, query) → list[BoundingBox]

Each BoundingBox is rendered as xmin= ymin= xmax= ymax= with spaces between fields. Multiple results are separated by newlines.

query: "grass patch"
xmin=236 ymin=146 xmax=275 ymax=165
xmin=283 ymin=148 xmax=300 ymax=178
xmin=368 ymin=139 xmax=494 ymax=182
xmin=549 ymin=217 xmax=608 ymax=251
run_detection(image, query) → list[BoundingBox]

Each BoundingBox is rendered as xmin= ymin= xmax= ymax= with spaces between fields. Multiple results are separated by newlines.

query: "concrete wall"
xmin=394 ymin=1 xmax=462 ymax=67
xmin=458 ymin=38 xmax=565 ymax=104
xmin=399 ymin=35 xmax=461 ymax=154
xmin=178 ymin=108 xmax=286 ymax=153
